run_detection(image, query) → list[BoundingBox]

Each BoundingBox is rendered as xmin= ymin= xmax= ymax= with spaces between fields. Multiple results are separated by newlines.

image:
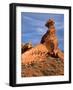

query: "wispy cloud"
xmin=55 ymin=22 xmax=64 ymax=30
xmin=36 ymin=27 xmax=46 ymax=34
xmin=22 ymin=16 xmax=45 ymax=27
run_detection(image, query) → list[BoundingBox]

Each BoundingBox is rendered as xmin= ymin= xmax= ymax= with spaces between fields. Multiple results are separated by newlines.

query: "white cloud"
xmin=36 ymin=27 xmax=46 ymax=34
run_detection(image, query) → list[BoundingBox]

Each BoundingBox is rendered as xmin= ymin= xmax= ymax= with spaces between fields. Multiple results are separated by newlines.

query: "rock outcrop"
xmin=21 ymin=42 xmax=32 ymax=53
xmin=21 ymin=19 xmax=64 ymax=77
xmin=21 ymin=44 xmax=48 ymax=64
xmin=40 ymin=19 xmax=64 ymax=61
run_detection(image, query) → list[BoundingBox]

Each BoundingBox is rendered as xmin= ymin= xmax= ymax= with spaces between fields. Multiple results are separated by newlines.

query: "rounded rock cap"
xmin=45 ymin=19 xmax=55 ymax=28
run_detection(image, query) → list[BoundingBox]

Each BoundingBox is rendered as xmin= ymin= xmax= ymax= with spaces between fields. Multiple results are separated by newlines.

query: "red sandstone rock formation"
xmin=21 ymin=44 xmax=48 ymax=65
xmin=21 ymin=42 xmax=32 ymax=53
xmin=41 ymin=19 xmax=64 ymax=61
xmin=21 ymin=19 xmax=64 ymax=65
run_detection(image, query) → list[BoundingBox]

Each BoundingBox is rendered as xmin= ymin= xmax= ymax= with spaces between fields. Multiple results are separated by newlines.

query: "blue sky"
xmin=21 ymin=12 xmax=64 ymax=51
